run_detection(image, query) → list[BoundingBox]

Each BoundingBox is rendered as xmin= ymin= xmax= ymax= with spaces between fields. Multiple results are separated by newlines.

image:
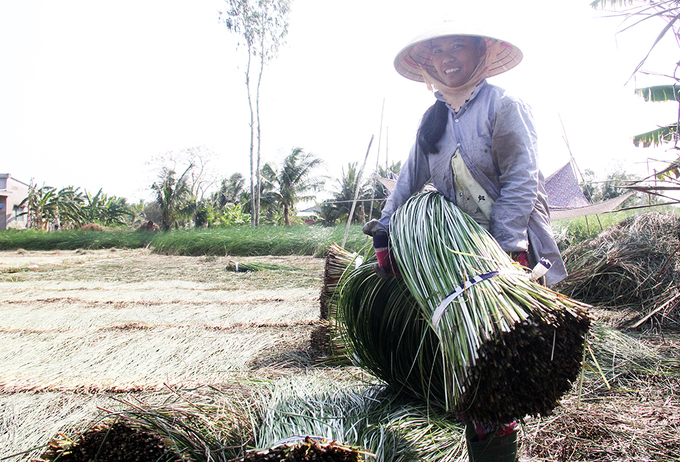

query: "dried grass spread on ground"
xmin=0 ymin=248 xmax=678 ymax=461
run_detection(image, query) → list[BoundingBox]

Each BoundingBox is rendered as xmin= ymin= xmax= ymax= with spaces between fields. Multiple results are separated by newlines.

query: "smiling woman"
xmin=362 ymin=19 xmax=568 ymax=462
xmin=429 ymin=36 xmax=486 ymax=89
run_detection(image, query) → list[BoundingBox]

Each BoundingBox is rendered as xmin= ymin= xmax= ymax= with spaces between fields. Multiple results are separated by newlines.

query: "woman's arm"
xmin=488 ymin=99 xmax=540 ymax=253
xmin=363 ymin=142 xmax=431 ymax=236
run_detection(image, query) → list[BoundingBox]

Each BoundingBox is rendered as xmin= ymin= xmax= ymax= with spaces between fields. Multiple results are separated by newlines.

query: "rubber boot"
xmin=465 ymin=422 xmax=518 ymax=462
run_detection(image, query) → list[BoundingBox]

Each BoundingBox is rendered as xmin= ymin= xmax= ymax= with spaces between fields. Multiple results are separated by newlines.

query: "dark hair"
xmin=417 ymin=99 xmax=449 ymax=154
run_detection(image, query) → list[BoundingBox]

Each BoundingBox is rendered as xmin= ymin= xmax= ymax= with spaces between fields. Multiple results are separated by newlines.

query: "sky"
xmin=1 ymin=0 xmax=679 ymax=203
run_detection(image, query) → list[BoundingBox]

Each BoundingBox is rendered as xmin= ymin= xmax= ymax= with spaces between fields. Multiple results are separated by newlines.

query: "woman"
xmin=363 ymin=22 xmax=566 ymax=461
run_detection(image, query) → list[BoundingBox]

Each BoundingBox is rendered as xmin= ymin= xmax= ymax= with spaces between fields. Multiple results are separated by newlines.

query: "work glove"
xmin=511 ymin=251 xmax=529 ymax=269
xmin=372 ymin=231 xmax=401 ymax=278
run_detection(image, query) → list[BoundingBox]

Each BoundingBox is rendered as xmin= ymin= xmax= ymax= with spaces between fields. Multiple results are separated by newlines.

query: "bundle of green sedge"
xmin=337 ymin=192 xmax=591 ymax=424
xmin=226 ymin=260 xmax=298 ymax=272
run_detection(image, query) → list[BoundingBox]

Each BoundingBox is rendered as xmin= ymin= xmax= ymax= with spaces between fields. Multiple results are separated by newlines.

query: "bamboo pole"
xmin=342 ymin=135 xmax=374 ymax=248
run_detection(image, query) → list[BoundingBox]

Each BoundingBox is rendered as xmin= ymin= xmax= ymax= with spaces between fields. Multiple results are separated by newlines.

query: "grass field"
xmin=1 ymin=248 xmax=678 ymax=461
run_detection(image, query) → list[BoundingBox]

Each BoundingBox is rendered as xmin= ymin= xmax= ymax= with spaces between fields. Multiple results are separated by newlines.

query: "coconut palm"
xmin=320 ymin=162 xmax=372 ymax=225
xmin=151 ymin=165 xmax=195 ymax=230
xmin=211 ymin=173 xmax=246 ymax=209
xmin=260 ymin=147 xmax=324 ymax=226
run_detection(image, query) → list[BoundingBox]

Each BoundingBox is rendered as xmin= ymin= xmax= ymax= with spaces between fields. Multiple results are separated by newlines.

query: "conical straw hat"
xmin=394 ymin=20 xmax=523 ymax=83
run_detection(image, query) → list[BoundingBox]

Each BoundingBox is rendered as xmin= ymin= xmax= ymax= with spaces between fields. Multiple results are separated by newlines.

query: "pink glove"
xmin=512 ymin=251 xmax=529 ymax=268
xmin=373 ymin=232 xmax=401 ymax=278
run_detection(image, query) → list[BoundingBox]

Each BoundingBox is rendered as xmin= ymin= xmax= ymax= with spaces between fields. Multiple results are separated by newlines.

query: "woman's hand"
xmin=511 ymin=251 xmax=529 ymax=268
xmin=373 ymin=232 xmax=401 ymax=278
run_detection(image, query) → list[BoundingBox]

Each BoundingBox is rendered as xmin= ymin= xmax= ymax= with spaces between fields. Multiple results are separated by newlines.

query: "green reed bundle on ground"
xmin=338 ymin=192 xmax=591 ymax=424
xmin=226 ymin=260 xmax=301 ymax=273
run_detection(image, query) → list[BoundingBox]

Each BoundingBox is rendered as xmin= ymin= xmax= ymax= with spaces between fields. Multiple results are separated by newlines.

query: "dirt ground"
xmin=0 ymin=249 xmax=327 ymax=459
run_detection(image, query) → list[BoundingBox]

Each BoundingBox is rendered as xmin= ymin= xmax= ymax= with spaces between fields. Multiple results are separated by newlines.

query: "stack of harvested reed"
xmin=321 ymin=244 xmax=362 ymax=320
xmin=557 ymin=212 xmax=680 ymax=324
xmin=319 ymin=244 xmax=363 ymax=359
xmin=338 ymin=192 xmax=591 ymax=424
xmin=238 ymin=437 xmax=363 ymax=461
xmin=39 ymin=421 xmax=181 ymax=461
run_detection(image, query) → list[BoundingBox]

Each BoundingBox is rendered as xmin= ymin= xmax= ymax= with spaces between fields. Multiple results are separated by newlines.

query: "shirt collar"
xmin=436 ymin=79 xmax=488 ymax=114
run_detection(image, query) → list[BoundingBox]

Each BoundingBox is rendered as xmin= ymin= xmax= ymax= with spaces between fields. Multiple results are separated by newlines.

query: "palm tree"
xmin=320 ymin=162 xmax=372 ymax=225
xmin=151 ymin=165 xmax=195 ymax=230
xmin=212 ymin=173 xmax=246 ymax=209
xmin=260 ymin=147 xmax=324 ymax=226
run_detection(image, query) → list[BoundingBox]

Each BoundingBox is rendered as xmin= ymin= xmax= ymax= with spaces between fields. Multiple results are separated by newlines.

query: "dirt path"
xmin=0 ymin=249 xmax=326 ymax=459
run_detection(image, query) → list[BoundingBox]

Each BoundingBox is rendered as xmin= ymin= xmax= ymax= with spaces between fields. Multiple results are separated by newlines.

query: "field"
xmin=0 ymin=249 xmax=332 ymax=459
xmin=1 ymin=248 xmax=679 ymax=461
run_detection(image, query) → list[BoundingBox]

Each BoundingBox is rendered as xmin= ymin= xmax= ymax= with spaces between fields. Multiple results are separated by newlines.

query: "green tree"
xmin=127 ymin=200 xmax=148 ymax=228
xmin=212 ymin=173 xmax=246 ymax=209
xmin=80 ymin=189 xmax=132 ymax=227
xmin=150 ymin=165 xmax=195 ymax=231
xmin=320 ymin=162 xmax=372 ymax=225
xmin=260 ymin=147 xmax=324 ymax=226
xmin=220 ymin=0 xmax=292 ymax=226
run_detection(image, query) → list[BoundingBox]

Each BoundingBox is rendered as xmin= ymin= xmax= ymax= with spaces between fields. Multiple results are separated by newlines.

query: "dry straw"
xmin=557 ymin=211 xmax=680 ymax=326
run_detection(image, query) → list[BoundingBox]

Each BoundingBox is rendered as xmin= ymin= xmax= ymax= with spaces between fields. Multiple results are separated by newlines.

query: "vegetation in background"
xmin=151 ymin=224 xmax=368 ymax=257
xmin=150 ymin=164 xmax=195 ymax=231
xmin=0 ymin=228 xmax=155 ymax=251
xmin=0 ymin=224 xmax=368 ymax=256
xmin=260 ymin=147 xmax=325 ymax=226
xmin=18 ymin=184 xmax=133 ymax=230
xmin=220 ymin=0 xmax=292 ymax=226
xmin=592 ymin=0 xmax=680 ymax=207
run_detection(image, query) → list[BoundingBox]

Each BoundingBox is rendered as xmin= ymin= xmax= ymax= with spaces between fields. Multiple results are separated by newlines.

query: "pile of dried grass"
xmin=320 ymin=244 xmax=361 ymax=320
xmin=520 ymin=322 xmax=680 ymax=461
xmin=523 ymin=363 xmax=680 ymax=461
xmin=557 ymin=212 xmax=680 ymax=326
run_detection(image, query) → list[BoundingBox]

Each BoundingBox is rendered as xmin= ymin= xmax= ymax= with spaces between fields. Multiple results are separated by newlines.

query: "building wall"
xmin=0 ymin=174 xmax=30 ymax=230
xmin=0 ymin=196 xmax=6 ymax=229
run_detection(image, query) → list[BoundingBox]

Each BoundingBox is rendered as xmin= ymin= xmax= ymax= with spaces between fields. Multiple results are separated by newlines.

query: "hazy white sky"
xmin=1 ymin=0 xmax=678 ymax=202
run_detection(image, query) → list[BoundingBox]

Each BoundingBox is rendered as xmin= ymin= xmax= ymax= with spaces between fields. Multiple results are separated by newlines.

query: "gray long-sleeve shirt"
xmin=365 ymin=80 xmax=567 ymax=286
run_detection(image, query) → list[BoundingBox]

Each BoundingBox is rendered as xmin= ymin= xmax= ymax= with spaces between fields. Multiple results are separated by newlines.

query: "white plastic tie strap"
xmin=431 ymin=258 xmax=553 ymax=329
xmin=432 ymin=270 xmax=500 ymax=329
xmin=530 ymin=258 xmax=552 ymax=281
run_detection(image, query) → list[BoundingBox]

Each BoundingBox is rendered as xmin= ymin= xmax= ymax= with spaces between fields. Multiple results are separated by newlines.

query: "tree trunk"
xmin=254 ymin=23 xmax=266 ymax=227
xmin=245 ymin=43 xmax=256 ymax=226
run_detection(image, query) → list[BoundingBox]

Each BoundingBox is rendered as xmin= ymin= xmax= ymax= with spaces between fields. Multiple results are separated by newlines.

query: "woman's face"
xmin=429 ymin=36 xmax=485 ymax=88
